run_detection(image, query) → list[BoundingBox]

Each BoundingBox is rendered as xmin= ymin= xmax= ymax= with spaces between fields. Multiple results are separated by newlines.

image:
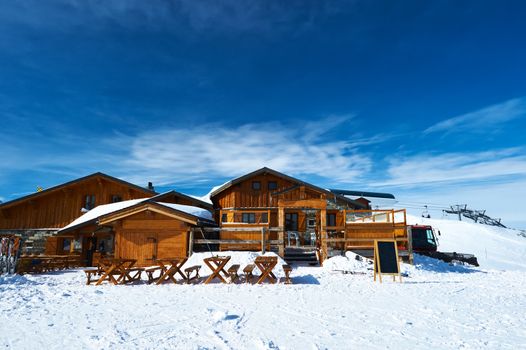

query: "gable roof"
xmin=209 ymin=167 xmax=366 ymax=209
xmin=0 ymin=172 xmax=157 ymax=209
xmin=59 ymin=198 xmax=215 ymax=234
xmin=150 ymin=190 xmax=214 ymax=211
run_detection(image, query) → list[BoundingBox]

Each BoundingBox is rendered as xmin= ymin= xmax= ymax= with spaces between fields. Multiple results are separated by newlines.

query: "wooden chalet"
xmin=56 ymin=199 xmax=215 ymax=267
xmin=208 ymin=167 xmax=410 ymax=263
xmin=0 ymin=173 xmax=157 ymax=254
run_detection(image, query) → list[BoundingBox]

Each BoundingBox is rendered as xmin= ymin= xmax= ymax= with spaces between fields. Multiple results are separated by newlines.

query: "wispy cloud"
xmin=376 ymin=148 xmax=526 ymax=187
xmin=118 ymin=118 xmax=373 ymax=186
xmin=0 ymin=0 xmax=341 ymax=37
xmin=424 ymin=97 xmax=526 ymax=135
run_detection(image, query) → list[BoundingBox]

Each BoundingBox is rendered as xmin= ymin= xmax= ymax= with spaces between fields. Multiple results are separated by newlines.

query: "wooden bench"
xmin=243 ymin=264 xmax=255 ymax=284
xmin=184 ymin=265 xmax=201 ymax=283
xmin=84 ymin=268 xmax=100 ymax=285
xmin=282 ymin=264 xmax=292 ymax=284
xmin=227 ymin=264 xmax=240 ymax=283
xmin=145 ymin=266 xmax=164 ymax=284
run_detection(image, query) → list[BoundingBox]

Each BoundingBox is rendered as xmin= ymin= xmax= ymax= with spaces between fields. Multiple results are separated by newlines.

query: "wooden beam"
xmin=194 ymin=239 xmax=283 ymax=245
xmin=320 ymin=208 xmax=327 ymax=264
xmin=100 ymin=204 xmax=198 ymax=226
xmin=278 ymin=206 xmax=285 ymax=257
xmin=261 ymin=227 xmax=266 ymax=254
xmin=278 ymin=199 xmax=326 ymax=209
xmin=188 ymin=229 xmax=194 ymax=256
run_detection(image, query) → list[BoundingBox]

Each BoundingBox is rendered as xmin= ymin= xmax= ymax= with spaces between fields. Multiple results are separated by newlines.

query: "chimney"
xmin=148 ymin=182 xmax=155 ymax=191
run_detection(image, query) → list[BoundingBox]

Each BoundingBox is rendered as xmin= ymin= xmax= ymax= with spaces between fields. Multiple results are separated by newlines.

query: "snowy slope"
xmin=407 ymin=215 xmax=526 ymax=271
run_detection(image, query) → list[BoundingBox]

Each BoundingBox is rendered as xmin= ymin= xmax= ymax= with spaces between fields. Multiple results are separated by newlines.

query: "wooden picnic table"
xmin=95 ymin=258 xmax=138 ymax=285
xmin=46 ymin=255 xmax=70 ymax=270
xmin=155 ymin=257 xmax=189 ymax=285
xmin=203 ymin=256 xmax=231 ymax=284
xmin=254 ymin=256 xmax=278 ymax=284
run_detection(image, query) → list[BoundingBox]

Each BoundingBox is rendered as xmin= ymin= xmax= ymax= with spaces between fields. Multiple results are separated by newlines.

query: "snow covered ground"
xmin=1 ymin=218 xmax=526 ymax=349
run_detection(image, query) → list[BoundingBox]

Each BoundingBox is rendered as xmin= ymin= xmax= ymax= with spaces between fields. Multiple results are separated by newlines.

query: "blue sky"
xmin=1 ymin=1 xmax=526 ymax=228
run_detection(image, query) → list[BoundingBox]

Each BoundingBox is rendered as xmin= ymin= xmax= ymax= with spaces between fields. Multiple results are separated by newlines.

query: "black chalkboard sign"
xmin=374 ymin=240 xmax=401 ymax=282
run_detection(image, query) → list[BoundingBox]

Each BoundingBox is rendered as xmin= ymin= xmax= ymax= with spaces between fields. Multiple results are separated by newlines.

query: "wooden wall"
xmin=212 ymin=174 xmax=324 ymax=210
xmin=0 ymin=177 xmax=152 ymax=229
xmin=114 ymin=211 xmax=189 ymax=266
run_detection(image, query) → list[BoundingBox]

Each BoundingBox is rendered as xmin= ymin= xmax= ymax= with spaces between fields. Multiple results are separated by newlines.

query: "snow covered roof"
xmin=59 ymin=198 xmax=214 ymax=233
xmin=155 ymin=202 xmax=213 ymax=221
xmin=150 ymin=190 xmax=213 ymax=210
xmin=59 ymin=198 xmax=150 ymax=232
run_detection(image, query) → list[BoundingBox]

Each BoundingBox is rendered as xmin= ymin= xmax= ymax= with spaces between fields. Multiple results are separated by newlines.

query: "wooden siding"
xmin=114 ymin=211 xmax=189 ymax=267
xmin=212 ymin=174 xmax=325 ymax=210
xmin=0 ymin=176 xmax=152 ymax=229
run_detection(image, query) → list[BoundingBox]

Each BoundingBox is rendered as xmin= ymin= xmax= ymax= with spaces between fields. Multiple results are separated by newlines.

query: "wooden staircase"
xmin=284 ymin=247 xmax=319 ymax=265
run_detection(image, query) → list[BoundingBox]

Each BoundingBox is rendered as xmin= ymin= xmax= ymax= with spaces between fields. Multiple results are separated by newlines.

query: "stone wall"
xmin=0 ymin=229 xmax=58 ymax=255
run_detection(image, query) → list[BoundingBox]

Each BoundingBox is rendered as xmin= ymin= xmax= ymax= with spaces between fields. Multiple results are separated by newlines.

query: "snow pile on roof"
xmin=156 ymin=202 xmax=213 ymax=221
xmin=198 ymin=180 xmax=231 ymax=203
xmin=407 ymin=214 xmax=526 ymax=271
xmin=189 ymin=194 xmax=212 ymax=204
xmin=59 ymin=198 xmax=150 ymax=232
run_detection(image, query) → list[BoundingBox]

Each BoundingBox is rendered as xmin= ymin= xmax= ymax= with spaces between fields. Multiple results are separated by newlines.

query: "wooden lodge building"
xmin=208 ymin=167 xmax=409 ymax=262
xmin=0 ymin=168 xmax=411 ymax=266
xmin=0 ymin=173 xmax=212 ymax=256
xmin=56 ymin=199 xmax=215 ymax=267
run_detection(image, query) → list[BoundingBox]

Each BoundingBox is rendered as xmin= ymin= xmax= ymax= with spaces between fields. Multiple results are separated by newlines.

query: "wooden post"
xmin=320 ymin=208 xmax=327 ymax=264
xmin=188 ymin=229 xmax=194 ymax=256
xmin=278 ymin=206 xmax=285 ymax=258
xmin=261 ymin=227 xmax=266 ymax=254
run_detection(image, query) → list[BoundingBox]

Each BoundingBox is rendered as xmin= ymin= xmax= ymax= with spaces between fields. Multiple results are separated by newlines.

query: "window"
xmin=221 ymin=213 xmax=228 ymax=223
xmin=84 ymin=195 xmax=96 ymax=210
xmin=285 ymin=213 xmax=298 ymax=231
xmin=327 ymin=213 xmax=337 ymax=227
xmin=242 ymin=213 xmax=256 ymax=224
xmin=261 ymin=212 xmax=268 ymax=223
xmin=62 ymin=238 xmax=71 ymax=252
xmin=268 ymin=181 xmax=278 ymax=190
xmin=110 ymin=195 xmax=122 ymax=203
xmin=252 ymin=181 xmax=261 ymax=190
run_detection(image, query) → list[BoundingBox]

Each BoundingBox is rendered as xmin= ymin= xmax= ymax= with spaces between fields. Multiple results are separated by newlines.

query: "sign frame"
xmin=373 ymin=239 xmax=402 ymax=283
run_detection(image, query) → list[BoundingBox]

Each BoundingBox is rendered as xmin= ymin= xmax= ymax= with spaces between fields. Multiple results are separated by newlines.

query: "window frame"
xmin=241 ymin=212 xmax=256 ymax=224
xmin=110 ymin=195 xmax=122 ymax=203
xmin=84 ymin=194 xmax=96 ymax=210
xmin=327 ymin=213 xmax=337 ymax=227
